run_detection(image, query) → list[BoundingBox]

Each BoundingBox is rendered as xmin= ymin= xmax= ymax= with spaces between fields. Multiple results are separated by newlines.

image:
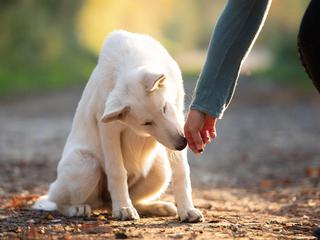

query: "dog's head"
xmin=101 ymin=67 xmax=187 ymax=151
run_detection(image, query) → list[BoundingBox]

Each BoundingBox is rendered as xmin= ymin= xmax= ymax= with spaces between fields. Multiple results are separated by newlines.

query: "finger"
xmin=200 ymin=130 xmax=210 ymax=144
xmin=184 ymin=129 xmax=193 ymax=144
xmin=205 ymin=131 xmax=212 ymax=143
xmin=187 ymin=141 xmax=199 ymax=154
xmin=190 ymin=130 xmax=204 ymax=152
xmin=184 ymin=129 xmax=199 ymax=153
xmin=203 ymin=116 xmax=217 ymax=139
xmin=208 ymin=129 xmax=217 ymax=139
xmin=185 ymin=134 xmax=198 ymax=153
xmin=200 ymin=123 xmax=212 ymax=144
xmin=201 ymin=127 xmax=211 ymax=138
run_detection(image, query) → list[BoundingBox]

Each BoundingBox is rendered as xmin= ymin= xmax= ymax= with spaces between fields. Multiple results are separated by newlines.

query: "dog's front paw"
xmin=66 ymin=204 xmax=91 ymax=217
xmin=112 ymin=206 xmax=140 ymax=221
xmin=178 ymin=208 xmax=204 ymax=223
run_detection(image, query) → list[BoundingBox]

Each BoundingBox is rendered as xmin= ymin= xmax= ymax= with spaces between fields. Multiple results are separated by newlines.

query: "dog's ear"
xmin=143 ymin=72 xmax=166 ymax=92
xmin=101 ymin=97 xmax=130 ymax=123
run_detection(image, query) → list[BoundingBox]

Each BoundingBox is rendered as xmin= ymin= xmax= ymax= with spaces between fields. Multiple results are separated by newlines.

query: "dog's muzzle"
xmin=174 ymin=137 xmax=187 ymax=151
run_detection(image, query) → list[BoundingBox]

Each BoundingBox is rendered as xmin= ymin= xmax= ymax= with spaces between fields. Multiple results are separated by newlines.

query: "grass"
xmin=0 ymin=53 xmax=314 ymax=97
xmin=0 ymin=57 xmax=96 ymax=97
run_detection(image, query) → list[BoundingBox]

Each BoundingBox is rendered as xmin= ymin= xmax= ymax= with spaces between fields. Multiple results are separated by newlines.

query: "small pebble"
xmin=27 ymin=219 xmax=35 ymax=224
xmin=92 ymin=210 xmax=100 ymax=216
xmin=50 ymin=219 xmax=62 ymax=223
xmin=115 ymin=232 xmax=128 ymax=239
xmin=167 ymin=233 xmax=183 ymax=239
xmin=230 ymin=224 xmax=238 ymax=232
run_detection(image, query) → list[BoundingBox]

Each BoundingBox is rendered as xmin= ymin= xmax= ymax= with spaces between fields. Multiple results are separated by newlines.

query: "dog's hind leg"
xmin=134 ymin=201 xmax=177 ymax=217
xmin=48 ymin=150 xmax=102 ymax=217
xmin=130 ymin=154 xmax=177 ymax=217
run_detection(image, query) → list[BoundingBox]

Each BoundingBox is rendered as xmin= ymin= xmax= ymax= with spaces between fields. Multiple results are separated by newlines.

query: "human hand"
xmin=184 ymin=109 xmax=217 ymax=154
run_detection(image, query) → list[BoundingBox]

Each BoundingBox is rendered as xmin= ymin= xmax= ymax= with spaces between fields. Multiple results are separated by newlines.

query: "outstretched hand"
xmin=184 ymin=109 xmax=217 ymax=154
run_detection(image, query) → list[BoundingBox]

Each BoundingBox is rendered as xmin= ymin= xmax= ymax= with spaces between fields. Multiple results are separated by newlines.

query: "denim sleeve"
xmin=190 ymin=0 xmax=272 ymax=118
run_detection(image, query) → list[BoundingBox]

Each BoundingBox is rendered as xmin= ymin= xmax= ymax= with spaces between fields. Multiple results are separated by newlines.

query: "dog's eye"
xmin=142 ymin=121 xmax=153 ymax=126
xmin=163 ymin=103 xmax=167 ymax=114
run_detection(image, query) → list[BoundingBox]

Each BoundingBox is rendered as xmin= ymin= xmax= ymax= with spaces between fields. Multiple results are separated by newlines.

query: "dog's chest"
xmin=120 ymin=130 xmax=159 ymax=181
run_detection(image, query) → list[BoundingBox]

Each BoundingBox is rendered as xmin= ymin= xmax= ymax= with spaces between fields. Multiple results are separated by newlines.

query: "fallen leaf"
xmin=64 ymin=225 xmax=74 ymax=232
xmin=98 ymin=215 xmax=106 ymax=221
xmin=46 ymin=213 xmax=54 ymax=220
xmin=305 ymin=167 xmax=320 ymax=178
xmin=4 ymin=194 xmax=39 ymax=209
xmin=259 ymin=180 xmax=272 ymax=188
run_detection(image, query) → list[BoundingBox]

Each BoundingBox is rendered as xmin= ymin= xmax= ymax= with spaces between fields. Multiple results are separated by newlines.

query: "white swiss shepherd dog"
xmin=33 ymin=30 xmax=203 ymax=223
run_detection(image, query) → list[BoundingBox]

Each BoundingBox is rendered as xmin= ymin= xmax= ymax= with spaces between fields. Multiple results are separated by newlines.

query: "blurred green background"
xmin=0 ymin=0 xmax=312 ymax=96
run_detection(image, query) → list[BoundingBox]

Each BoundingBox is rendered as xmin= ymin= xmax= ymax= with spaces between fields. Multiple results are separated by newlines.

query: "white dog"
xmin=33 ymin=30 xmax=203 ymax=223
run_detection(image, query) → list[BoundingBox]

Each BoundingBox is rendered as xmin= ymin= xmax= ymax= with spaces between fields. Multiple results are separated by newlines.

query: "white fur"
xmin=33 ymin=30 xmax=203 ymax=222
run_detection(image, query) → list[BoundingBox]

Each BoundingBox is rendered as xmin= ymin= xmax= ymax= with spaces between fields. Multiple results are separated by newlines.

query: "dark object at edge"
xmin=313 ymin=226 xmax=320 ymax=239
xmin=297 ymin=0 xmax=320 ymax=93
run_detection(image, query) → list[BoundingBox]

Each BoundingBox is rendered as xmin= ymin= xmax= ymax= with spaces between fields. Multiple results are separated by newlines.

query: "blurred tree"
xmin=0 ymin=0 xmax=95 ymax=95
xmin=77 ymin=0 xmax=177 ymax=53
xmin=0 ymin=0 xmax=313 ymax=95
xmin=77 ymin=0 xmax=226 ymax=54
xmin=256 ymin=0 xmax=312 ymax=86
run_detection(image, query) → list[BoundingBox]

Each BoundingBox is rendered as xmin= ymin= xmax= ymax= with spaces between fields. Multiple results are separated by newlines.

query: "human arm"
xmin=185 ymin=0 xmax=272 ymax=153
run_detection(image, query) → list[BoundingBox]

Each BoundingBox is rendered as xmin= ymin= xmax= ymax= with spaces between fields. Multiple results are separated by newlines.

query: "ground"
xmin=0 ymin=187 xmax=319 ymax=239
xmin=0 ymin=78 xmax=319 ymax=239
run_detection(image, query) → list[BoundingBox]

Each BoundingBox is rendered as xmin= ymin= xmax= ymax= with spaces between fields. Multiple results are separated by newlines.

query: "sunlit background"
xmin=0 ymin=0 xmax=319 ymax=189
xmin=0 ymin=0 xmax=313 ymax=96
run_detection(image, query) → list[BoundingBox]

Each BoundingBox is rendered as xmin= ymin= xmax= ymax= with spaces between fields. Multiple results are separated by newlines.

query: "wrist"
xmin=189 ymin=105 xmax=221 ymax=119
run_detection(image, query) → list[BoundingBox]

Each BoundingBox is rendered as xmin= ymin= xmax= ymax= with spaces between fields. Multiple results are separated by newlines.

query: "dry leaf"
xmin=259 ymin=180 xmax=272 ymax=188
xmin=46 ymin=213 xmax=54 ymax=220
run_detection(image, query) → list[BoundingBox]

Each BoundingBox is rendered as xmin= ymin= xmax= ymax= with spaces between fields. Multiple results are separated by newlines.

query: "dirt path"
xmin=0 ymin=79 xmax=319 ymax=239
xmin=0 ymin=187 xmax=319 ymax=239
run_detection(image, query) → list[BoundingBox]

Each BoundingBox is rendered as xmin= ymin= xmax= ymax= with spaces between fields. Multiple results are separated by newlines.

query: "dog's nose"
xmin=175 ymin=137 xmax=187 ymax=151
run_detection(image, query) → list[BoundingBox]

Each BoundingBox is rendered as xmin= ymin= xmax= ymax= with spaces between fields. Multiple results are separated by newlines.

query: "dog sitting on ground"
xmin=33 ymin=30 xmax=203 ymax=222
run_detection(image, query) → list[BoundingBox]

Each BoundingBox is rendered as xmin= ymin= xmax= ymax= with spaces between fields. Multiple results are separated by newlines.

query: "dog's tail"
xmin=32 ymin=195 xmax=57 ymax=211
